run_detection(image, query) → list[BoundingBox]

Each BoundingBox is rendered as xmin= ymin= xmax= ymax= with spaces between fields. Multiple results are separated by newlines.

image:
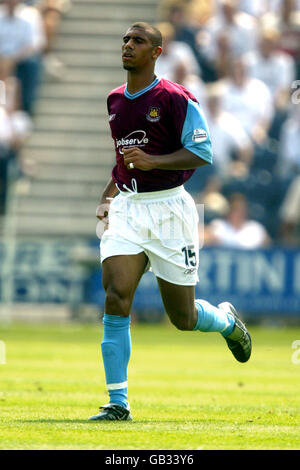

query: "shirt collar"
xmin=124 ymin=77 xmax=160 ymax=100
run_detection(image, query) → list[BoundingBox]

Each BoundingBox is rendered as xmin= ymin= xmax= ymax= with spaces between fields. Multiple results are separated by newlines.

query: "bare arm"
xmin=99 ymin=177 xmax=118 ymax=203
xmin=123 ymin=147 xmax=209 ymax=171
xmin=96 ymin=176 xmax=118 ymax=221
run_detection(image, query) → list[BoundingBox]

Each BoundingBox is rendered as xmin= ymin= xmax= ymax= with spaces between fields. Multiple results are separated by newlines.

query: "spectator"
xmin=0 ymin=77 xmax=32 ymax=214
xmin=173 ymin=61 xmax=207 ymax=106
xmin=279 ymin=0 xmax=300 ymax=79
xmin=38 ymin=0 xmax=71 ymax=49
xmin=277 ymin=104 xmax=300 ymax=177
xmin=0 ymin=102 xmax=12 ymax=214
xmin=205 ymin=82 xmax=253 ymax=177
xmin=260 ymin=1 xmax=300 ymax=78
xmin=159 ymin=0 xmax=214 ymax=28
xmin=261 ymin=0 xmax=300 ymax=23
xmin=238 ymin=0 xmax=300 ymax=18
xmin=165 ymin=2 xmax=202 ymax=55
xmin=0 ymin=0 xmax=45 ymax=115
xmin=155 ymin=21 xmax=201 ymax=81
xmin=37 ymin=0 xmax=72 ymax=79
xmin=280 ymin=174 xmax=300 ymax=244
xmin=165 ymin=1 xmax=218 ymax=81
xmin=0 ymin=1 xmax=35 ymax=75
xmin=17 ymin=1 xmax=46 ymax=113
xmin=198 ymin=0 xmax=259 ymax=63
xmin=204 ymin=193 xmax=271 ymax=248
xmin=201 ymin=189 xmax=230 ymax=220
xmin=237 ymin=0 xmax=268 ymax=17
xmin=19 ymin=1 xmax=46 ymax=53
xmin=220 ymin=57 xmax=274 ymax=144
xmin=246 ymin=26 xmax=296 ymax=108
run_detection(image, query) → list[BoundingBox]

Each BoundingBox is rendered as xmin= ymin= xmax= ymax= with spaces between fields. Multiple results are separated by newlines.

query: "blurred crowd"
xmin=0 ymin=0 xmax=71 ymax=215
xmin=0 ymin=0 xmax=299 ymax=247
xmin=157 ymin=0 xmax=300 ymax=247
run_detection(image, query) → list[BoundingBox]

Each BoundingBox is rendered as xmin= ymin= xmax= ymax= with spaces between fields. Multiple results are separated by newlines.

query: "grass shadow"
xmin=16 ymin=419 xmax=91 ymax=424
xmin=17 ymin=418 xmax=208 ymax=425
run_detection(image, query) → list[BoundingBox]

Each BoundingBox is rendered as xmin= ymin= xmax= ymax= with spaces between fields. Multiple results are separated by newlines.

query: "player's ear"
xmin=152 ymin=46 xmax=162 ymax=60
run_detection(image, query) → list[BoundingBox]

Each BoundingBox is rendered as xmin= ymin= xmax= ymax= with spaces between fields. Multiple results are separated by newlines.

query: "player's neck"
xmin=126 ymin=71 xmax=156 ymax=95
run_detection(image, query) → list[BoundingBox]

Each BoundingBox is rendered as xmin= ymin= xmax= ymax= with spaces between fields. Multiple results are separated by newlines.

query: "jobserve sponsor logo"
xmin=116 ymin=130 xmax=149 ymax=154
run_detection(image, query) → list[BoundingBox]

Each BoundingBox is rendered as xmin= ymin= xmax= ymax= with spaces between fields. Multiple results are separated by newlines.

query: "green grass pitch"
xmin=0 ymin=321 xmax=300 ymax=450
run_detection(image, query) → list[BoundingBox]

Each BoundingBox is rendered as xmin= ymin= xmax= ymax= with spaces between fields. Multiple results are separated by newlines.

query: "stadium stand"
xmin=2 ymin=0 xmax=159 ymax=237
xmin=0 ymin=0 xmax=299 ymax=321
xmin=165 ymin=0 xmax=300 ymax=243
xmin=1 ymin=0 xmax=300 ymax=245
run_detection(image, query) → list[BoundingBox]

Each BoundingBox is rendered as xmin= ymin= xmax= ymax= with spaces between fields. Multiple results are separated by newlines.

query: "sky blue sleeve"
xmin=181 ymin=99 xmax=213 ymax=164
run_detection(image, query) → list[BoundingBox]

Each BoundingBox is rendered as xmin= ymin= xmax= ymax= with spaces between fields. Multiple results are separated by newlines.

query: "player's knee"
xmin=170 ymin=313 xmax=195 ymax=331
xmin=105 ymin=286 xmax=131 ymax=316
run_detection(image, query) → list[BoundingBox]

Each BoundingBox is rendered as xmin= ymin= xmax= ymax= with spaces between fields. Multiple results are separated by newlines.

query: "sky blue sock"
xmin=101 ymin=313 xmax=131 ymax=409
xmin=194 ymin=299 xmax=235 ymax=337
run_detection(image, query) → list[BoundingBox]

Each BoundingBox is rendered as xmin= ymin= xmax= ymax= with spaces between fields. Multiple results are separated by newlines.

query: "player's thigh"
xmin=102 ymin=253 xmax=148 ymax=311
xmin=156 ymin=276 xmax=196 ymax=330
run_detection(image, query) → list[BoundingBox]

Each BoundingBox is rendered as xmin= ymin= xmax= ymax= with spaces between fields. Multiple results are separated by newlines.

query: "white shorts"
xmin=100 ymin=185 xmax=199 ymax=286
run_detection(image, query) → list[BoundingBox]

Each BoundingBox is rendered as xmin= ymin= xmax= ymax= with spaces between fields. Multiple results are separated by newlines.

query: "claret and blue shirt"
xmin=107 ymin=77 xmax=213 ymax=193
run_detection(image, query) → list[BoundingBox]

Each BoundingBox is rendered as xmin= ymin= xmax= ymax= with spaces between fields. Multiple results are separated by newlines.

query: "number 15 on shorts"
xmin=182 ymin=245 xmax=197 ymax=267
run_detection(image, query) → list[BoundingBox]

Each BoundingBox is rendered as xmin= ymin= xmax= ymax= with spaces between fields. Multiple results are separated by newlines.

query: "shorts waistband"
xmin=118 ymin=185 xmax=185 ymax=202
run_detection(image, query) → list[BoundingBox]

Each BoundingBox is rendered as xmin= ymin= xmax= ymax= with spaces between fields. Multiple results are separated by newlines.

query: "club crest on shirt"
xmin=146 ymin=106 xmax=161 ymax=122
xmin=192 ymin=128 xmax=207 ymax=143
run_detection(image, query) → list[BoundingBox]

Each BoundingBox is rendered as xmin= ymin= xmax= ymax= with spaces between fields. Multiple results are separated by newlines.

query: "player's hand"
xmin=123 ymin=147 xmax=154 ymax=171
xmin=96 ymin=199 xmax=111 ymax=231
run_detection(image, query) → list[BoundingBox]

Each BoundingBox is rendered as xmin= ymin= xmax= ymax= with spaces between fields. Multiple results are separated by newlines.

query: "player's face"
xmin=122 ymin=28 xmax=159 ymax=71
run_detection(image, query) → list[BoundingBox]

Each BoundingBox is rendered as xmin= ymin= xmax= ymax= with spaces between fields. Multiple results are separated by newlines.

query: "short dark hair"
xmin=130 ymin=22 xmax=162 ymax=48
